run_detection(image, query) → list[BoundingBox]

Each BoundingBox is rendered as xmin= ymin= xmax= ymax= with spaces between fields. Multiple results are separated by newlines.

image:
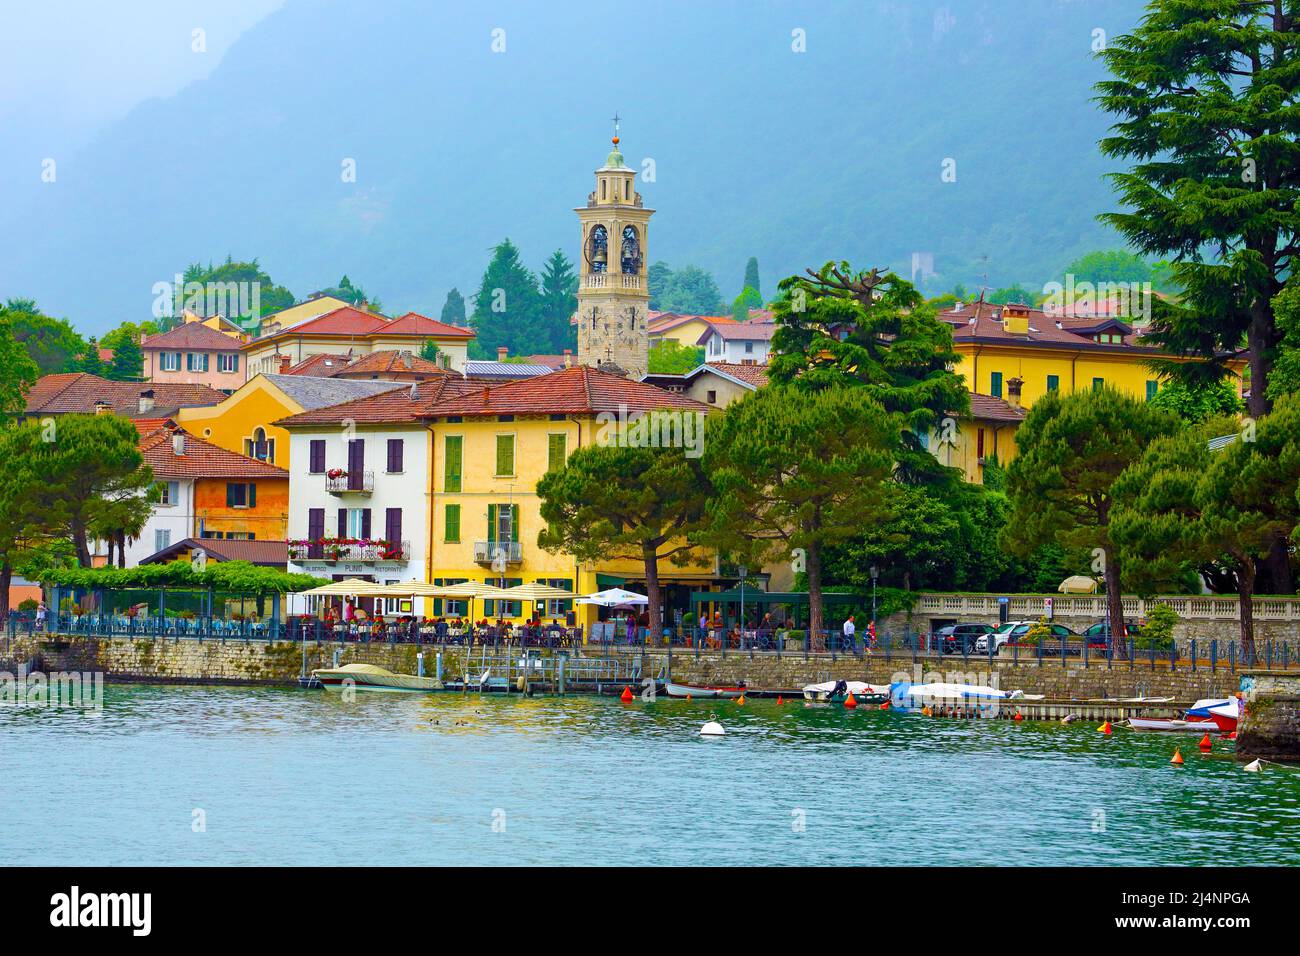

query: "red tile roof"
xmin=705 ymin=362 xmax=769 ymax=388
xmin=328 ymin=350 xmax=451 ymax=378
xmin=142 ymin=322 xmax=245 ymax=351
xmin=381 ymin=312 xmax=475 ymax=338
xmin=253 ymin=305 xmax=388 ymax=342
xmin=426 ymin=366 xmax=712 ymax=418
xmin=648 ymin=312 xmax=736 ymax=334
xmin=139 ymin=428 xmax=288 ymax=480
xmin=940 ymin=301 xmax=1157 ymax=352
xmin=141 ymin=537 xmax=288 ymax=567
xmin=24 ymin=374 xmax=227 ymax=417
xmin=284 ymin=353 xmax=355 ymax=375
xmin=274 ymin=376 xmax=480 ymax=426
xmin=967 ymin=392 xmax=1027 ymax=423
xmin=697 ymin=322 xmax=775 ymax=343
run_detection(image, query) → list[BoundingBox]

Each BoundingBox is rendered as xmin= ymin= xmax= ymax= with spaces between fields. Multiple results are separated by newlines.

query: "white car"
xmin=974 ymin=621 xmax=1034 ymax=654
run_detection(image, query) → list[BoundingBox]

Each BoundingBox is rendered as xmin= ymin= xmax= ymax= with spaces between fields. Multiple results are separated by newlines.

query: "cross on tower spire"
xmin=610 ymin=112 xmax=621 ymax=142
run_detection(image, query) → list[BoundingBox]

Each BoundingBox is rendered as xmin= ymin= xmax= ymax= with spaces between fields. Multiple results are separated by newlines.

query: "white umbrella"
xmin=576 ymin=587 xmax=648 ymax=607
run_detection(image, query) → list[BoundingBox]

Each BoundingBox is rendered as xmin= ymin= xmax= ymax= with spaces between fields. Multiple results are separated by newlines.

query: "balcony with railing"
xmin=288 ymin=539 xmax=410 ymax=563
xmin=325 ymin=469 xmax=374 ymax=495
xmin=473 ymin=541 xmax=523 ymax=566
xmin=581 ymin=273 xmax=643 ymax=291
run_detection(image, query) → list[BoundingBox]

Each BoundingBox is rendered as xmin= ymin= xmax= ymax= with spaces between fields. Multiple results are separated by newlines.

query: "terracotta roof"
xmin=142 ymin=322 xmax=244 ymax=351
xmin=940 ymin=301 xmax=1158 ymax=352
xmin=328 ymin=350 xmax=451 ymax=378
xmin=251 ymin=305 xmax=388 ymax=342
xmin=284 ymin=353 xmax=354 ymax=375
xmin=275 ymin=376 xmax=480 ymax=427
xmin=381 ymin=312 xmax=474 ymax=338
xmin=966 ymin=392 xmax=1027 ymax=423
xmin=426 ymin=366 xmax=713 ymax=418
xmin=697 ymin=322 xmax=775 ymax=343
xmin=704 ymin=362 xmax=769 ymax=388
xmin=520 ymin=354 xmax=571 ymax=370
xmin=648 ymin=312 xmax=736 ymax=334
xmin=97 ymin=347 xmax=115 ymax=363
xmin=24 ymin=374 xmax=226 ymax=417
xmin=140 ymin=537 xmax=288 ymax=567
xmin=139 ymin=428 xmax=288 ymax=480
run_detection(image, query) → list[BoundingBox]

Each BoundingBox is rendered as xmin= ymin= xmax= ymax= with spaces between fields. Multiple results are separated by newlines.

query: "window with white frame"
xmin=154 ymin=529 xmax=171 ymax=552
xmin=218 ymin=353 xmax=238 ymax=373
xmin=157 ymin=480 xmax=181 ymax=506
xmin=186 ymin=352 xmax=209 ymax=372
xmin=160 ymin=352 xmax=181 ymax=372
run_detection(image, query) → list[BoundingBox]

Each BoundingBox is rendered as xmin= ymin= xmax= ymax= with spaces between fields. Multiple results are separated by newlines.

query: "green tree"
xmin=0 ymin=421 xmax=48 ymax=618
xmin=2 ymin=304 xmax=86 ymax=374
xmin=657 ymin=265 xmax=724 ymax=314
xmin=440 ymin=287 xmax=467 ymax=326
xmin=106 ymin=332 xmax=144 ymax=382
xmin=0 ymin=312 xmax=40 ymax=418
xmin=538 ymin=249 xmax=579 ymax=352
xmin=704 ymin=385 xmax=900 ymax=641
xmin=1148 ymin=377 xmax=1242 ymax=424
xmin=1113 ymin=402 xmax=1300 ymax=657
xmin=730 ymin=285 xmax=763 ymax=322
xmin=419 ymin=340 xmax=442 ymax=365
xmin=743 ymin=257 xmax=762 ymax=301
xmin=538 ymin=441 xmax=711 ymax=640
xmin=988 ymin=284 xmax=1033 ymax=306
xmin=317 ymin=275 xmax=380 ymax=312
xmin=648 ymin=340 xmax=704 ymax=375
xmin=1096 ymin=4 xmax=1300 ymax=418
xmin=768 ymin=262 xmax=968 ymax=485
xmin=1058 ymin=249 xmax=1161 ymax=286
xmin=1005 ymin=387 xmax=1178 ymax=645
xmin=468 ymin=239 xmax=544 ymax=358
xmin=647 ymin=262 xmax=674 ymax=311
xmin=71 ymin=337 xmax=106 ymax=376
xmin=1267 ymin=281 xmax=1300 ymax=400
xmin=15 ymin=415 xmax=157 ymax=566
xmin=172 ymin=257 xmax=294 ymax=328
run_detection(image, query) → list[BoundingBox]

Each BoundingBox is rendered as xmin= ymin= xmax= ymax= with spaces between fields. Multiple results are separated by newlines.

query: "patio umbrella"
xmin=500 ymin=582 xmax=577 ymax=623
xmin=1058 ymin=575 xmax=1099 ymax=594
xmin=428 ymin=581 xmax=515 ymax=624
xmin=576 ymin=587 xmax=648 ymax=607
xmin=300 ymin=578 xmax=386 ymax=596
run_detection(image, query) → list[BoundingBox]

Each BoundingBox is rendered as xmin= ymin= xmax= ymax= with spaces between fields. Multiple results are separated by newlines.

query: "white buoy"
xmin=1244 ymin=759 xmax=1263 ymax=772
xmin=700 ymin=720 xmax=725 ymax=736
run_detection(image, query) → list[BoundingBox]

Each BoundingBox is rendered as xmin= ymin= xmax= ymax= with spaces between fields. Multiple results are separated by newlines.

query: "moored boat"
xmin=664 ymin=680 xmax=746 ymax=699
xmin=1185 ymin=696 xmax=1240 ymax=732
xmin=801 ymin=680 xmax=889 ymax=703
xmin=888 ymin=681 xmax=1038 ymax=717
xmin=312 ymin=663 xmax=443 ymax=693
xmin=1127 ymin=716 xmax=1227 ymax=733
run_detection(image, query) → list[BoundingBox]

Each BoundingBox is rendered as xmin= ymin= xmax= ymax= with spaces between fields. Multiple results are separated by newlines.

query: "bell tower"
xmin=575 ymin=116 xmax=653 ymax=378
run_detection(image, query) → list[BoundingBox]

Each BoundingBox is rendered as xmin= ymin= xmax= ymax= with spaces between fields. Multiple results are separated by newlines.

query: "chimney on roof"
xmin=563 ymin=348 xmax=572 ymax=368
xmin=138 ymin=390 xmax=155 ymax=414
xmin=1002 ymin=304 xmax=1030 ymax=336
xmin=279 ymin=355 xmax=292 ymax=374
xmin=1006 ymin=377 xmax=1024 ymax=410
xmin=497 ymin=346 xmax=508 ymax=362
xmin=172 ymin=432 xmax=186 ymax=456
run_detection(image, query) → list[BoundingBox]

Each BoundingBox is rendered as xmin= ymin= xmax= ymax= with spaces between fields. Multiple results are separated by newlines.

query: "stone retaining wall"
xmin=1238 ymin=670 xmax=1300 ymax=762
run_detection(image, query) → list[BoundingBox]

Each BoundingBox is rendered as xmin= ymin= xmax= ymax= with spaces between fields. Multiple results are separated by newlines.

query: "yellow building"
xmin=423 ymin=366 xmax=717 ymax=627
xmin=176 ymin=373 xmax=410 ymax=468
xmin=647 ymin=313 xmax=734 ymax=350
xmin=254 ymin=295 xmax=352 ymax=337
xmin=933 ymin=301 xmax=1247 ymax=483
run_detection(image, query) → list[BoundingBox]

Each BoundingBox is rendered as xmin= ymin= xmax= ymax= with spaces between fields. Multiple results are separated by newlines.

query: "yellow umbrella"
xmin=500 ymin=582 xmax=576 ymax=623
xmin=1058 ymin=575 xmax=1099 ymax=595
xmin=300 ymin=578 xmax=386 ymax=596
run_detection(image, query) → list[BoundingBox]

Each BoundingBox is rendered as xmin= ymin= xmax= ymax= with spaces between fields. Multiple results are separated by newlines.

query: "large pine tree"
xmin=468 ymin=239 xmax=544 ymax=358
xmin=538 ymin=249 xmax=578 ymax=352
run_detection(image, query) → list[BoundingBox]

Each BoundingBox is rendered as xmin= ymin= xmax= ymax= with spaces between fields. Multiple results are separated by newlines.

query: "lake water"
xmin=3 ymin=684 xmax=1297 ymax=866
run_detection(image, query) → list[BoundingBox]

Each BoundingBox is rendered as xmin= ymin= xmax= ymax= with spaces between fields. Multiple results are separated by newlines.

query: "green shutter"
xmin=547 ymin=433 xmax=566 ymax=472
xmin=496 ymin=434 xmax=514 ymax=475
xmin=248 ymin=483 xmax=256 ymax=508
xmin=1146 ymin=380 xmax=1158 ymax=402
xmin=445 ymin=504 xmax=460 ymax=543
xmin=444 ymin=435 xmax=462 ymax=492
xmin=511 ymin=504 xmax=519 ymax=543
xmin=487 ymin=504 xmax=497 ymax=543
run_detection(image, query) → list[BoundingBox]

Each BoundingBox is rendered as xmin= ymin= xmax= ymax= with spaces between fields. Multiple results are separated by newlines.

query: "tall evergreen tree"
xmin=657 ymin=265 xmax=724 ymax=314
xmin=469 ymin=239 xmax=544 ymax=358
xmin=0 ymin=313 xmax=39 ymax=419
xmin=1096 ymin=3 xmax=1300 ymax=418
xmin=538 ymin=249 xmax=579 ymax=352
xmin=107 ymin=333 xmax=143 ymax=382
xmin=743 ymin=256 xmax=762 ymax=300
xmin=440 ymin=287 xmax=467 ymax=326
xmin=647 ymin=261 xmax=674 ymax=311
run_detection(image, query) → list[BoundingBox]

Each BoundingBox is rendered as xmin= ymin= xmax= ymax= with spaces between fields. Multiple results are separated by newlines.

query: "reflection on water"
xmin=2 ymin=684 xmax=1297 ymax=866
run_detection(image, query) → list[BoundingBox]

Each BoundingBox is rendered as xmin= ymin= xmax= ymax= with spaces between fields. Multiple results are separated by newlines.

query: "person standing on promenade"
xmin=842 ymin=615 xmax=856 ymax=652
xmin=36 ymin=601 xmax=47 ymax=632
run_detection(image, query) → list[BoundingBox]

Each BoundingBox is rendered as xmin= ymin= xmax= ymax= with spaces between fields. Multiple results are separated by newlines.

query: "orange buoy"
xmin=619 ymin=685 xmax=634 ymax=702
xmin=1171 ymin=748 xmax=1185 ymax=766
xmin=737 ymin=694 xmax=746 ymax=706
xmin=685 ymin=693 xmax=692 ymax=700
xmin=776 ymin=695 xmax=783 ymax=705
xmin=844 ymin=692 xmax=858 ymax=709
xmin=922 ymin=706 xmax=932 ymax=717
xmin=1013 ymin=711 xmax=1023 ymax=722
xmin=879 ymin=701 xmax=890 ymax=711
xmin=1098 ymin=720 xmax=1112 ymax=735
xmin=1198 ymin=733 xmax=1212 ymax=751
xmin=1228 ymin=731 xmax=1237 ymax=740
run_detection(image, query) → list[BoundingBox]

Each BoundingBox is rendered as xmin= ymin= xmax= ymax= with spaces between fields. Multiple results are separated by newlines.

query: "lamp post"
xmin=738 ymin=565 xmax=748 ymax=647
xmin=870 ymin=564 xmax=879 ymax=644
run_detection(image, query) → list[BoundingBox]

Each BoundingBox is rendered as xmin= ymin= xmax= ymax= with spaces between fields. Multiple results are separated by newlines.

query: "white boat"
xmin=1127 ymin=716 xmax=1228 ymax=733
xmin=311 ymin=663 xmax=443 ymax=693
xmin=663 ymin=680 xmax=746 ymax=699
xmin=801 ymin=680 xmax=889 ymax=703
xmin=888 ymin=681 xmax=1036 ymax=717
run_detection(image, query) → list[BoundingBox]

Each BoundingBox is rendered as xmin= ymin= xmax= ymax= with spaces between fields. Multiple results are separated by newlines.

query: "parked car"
xmin=974 ymin=621 xmax=1033 ymax=654
xmin=937 ymin=623 xmax=994 ymax=654
xmin=1081 ymin=620 xmax=1142 ymax=649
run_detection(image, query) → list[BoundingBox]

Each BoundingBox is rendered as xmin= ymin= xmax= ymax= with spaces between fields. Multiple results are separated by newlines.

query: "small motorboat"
xmin=1185 ymin=696 xmax=1241 ymax=732
xmin=888 ymin=681 xmax=1037 ymax=717
xmin=802 ymin=680 xmax=889 ymax=703
xmin=664 ymin=680 xmax=746 ymax=699
xmin=311 ymin=662 xmax=443 ymax=693
xmin=1127 ymin=717 xmax=1227 ymax=733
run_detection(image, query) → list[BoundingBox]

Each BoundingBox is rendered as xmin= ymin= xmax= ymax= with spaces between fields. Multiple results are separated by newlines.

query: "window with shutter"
xmin=444 ymin=435 xmax=462 ymax=492
xmin=385 ymin=507 xmax=402 ymax=544
xmin=309 ymin=440 xmax=326 ymax=474
xmin=486 ymin=503 xmax=497 ymax=543
xmin=547 ymin=433 xmax=566 ymax=473
xmin=386 ymin=438 xmax=404 ymax=473
xmin=444 ymin=504 xmax=460 ymax=542
xmin=495 ymin=434 xmax=515 ymax=476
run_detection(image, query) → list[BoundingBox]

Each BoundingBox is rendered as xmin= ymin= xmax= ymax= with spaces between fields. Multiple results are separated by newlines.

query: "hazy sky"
xmin=1 ymin=0 xmax=284 ymax=152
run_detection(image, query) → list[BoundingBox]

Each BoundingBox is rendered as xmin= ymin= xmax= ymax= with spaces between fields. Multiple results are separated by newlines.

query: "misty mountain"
xmin=2 ymin=0 xmax=1149 ymax=332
